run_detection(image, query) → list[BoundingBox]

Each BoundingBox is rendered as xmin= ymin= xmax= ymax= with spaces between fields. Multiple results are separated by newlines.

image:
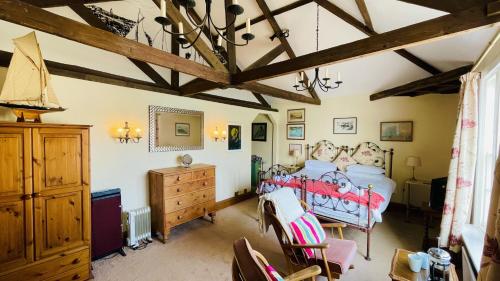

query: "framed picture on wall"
xmin=252 ymin=123 xmax=267 ymax=142
xmin=289 ymin=143 xmax=302 ymax=155
xmin=380 ymin=121 xmax=413 ymax=142
xmin=287 ymin=108 xmax=305 ymax=123
xmin=228 ymin=124 xmax=242 ymax=150
xmin=287 ymin=124 xmax=305 ymax=140
xmin=333 ymin=117 xmax=357 ymax=134
xmin=175 ymin=123 xmax=190 ymax=136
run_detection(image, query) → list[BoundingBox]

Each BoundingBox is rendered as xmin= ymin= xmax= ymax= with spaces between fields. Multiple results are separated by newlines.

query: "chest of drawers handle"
xmin=203 ymin=171 xmax=207 ymax=176
xmin=72 ymin=258 xmax=81 ymax=265
xmin=203 ymin=194 xmax=206 ymax=198
xmin=177 ymin=188 xmax=181 ymax=192
xmin=178 ymin=215 xmax=183 ymax=220
xmin=176 ymin=176 xmax=181 ymax=181
xmin=203 ymin=181 xmax=208 ymax=186
xmin=72 ymin=274 xmax=81 ymax=280
xmin=177 ymin=201 xmax=182 ymax=205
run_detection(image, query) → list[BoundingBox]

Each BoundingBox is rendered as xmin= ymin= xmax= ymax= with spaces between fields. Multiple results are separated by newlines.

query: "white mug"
xmin=417 ymin=252 xmax=430 ymax=270
xmin=408 ymin=253 xmax=423 ymax=273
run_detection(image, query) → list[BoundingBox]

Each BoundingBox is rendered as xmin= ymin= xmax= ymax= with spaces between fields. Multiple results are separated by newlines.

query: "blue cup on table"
xmin=408 ymin=253 xmax=423 ymax=273
xmin=417 ymin=252 xmax=430 ymax=270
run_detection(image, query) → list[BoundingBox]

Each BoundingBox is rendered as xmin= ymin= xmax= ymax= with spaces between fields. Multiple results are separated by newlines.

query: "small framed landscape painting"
xmin=252 ymin=123 xmax=267 ymax=142
xmin=380 ymin=121 xmax=413 ymax=142
xmin=228 ymin=124 xmax=242 ymax=150
xmin=289 ymin=143 xmax=302 ymax=155
xmin=333 ymin=117 xmax=357 ymax=134
xmin=175 ymin=123 xmax=190 ymax=136
xmin=287 ymin=124 xmax=305 ymax=140
xmin=287 ymin=108 xmax=305 ymax=123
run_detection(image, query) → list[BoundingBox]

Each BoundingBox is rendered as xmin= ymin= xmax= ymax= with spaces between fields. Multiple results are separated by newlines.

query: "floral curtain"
xmin=478 ymin=152 xmax=500 ymax=280
xmin=439 ymin=72 xmax=480 ymax=251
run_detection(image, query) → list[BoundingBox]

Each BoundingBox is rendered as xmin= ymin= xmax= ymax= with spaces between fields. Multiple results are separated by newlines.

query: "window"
xmin=473 ymin=63 xmax=500 ymax=231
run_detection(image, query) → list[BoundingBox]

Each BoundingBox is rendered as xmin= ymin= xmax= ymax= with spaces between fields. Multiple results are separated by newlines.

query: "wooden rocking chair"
xmin=232 ymin=237 xmax=322 ymax=281
xmin=263 ymin=199 xmax=356 ymax=281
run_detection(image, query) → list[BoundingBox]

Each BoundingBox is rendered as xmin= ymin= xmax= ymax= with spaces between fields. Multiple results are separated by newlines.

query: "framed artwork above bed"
xmin=380 ymin=121 xmax=413 ymax=142
xmin=287 ymin=108 xmax=305 ymax=123
xmin=333 ymin=117 xmax=357 ymax=134
xmin=287 ymin=124 xmax=305 ymax=140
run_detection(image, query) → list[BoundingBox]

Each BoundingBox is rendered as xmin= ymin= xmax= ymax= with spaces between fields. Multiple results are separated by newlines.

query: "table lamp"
xmin=292 ymin=149 xmax=301 ymax=167
xmin=406 ymin=156 xmax=421 ymax=180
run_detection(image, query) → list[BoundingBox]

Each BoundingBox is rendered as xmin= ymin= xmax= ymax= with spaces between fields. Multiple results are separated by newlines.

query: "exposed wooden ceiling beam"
xmin=488 ymin=1 xmax=500 ymax=16
xmin=224 ymin=0 xmax=237 ymax=74
xmin=369 ymin=65 xmax=472 ymax=100
xmin=0 ymin=50 xmax=277 ymax=111
xmin=233 ymin=0 xmax=313 ymax=33
xmin=0 ymin=0 xmax=229 ymax=84
xmin=355 ymin=0 xmax=374 ymax=31
xmin=255 ymin=0 xmax=320 ymax=102
xmin=396 ymin=0 xmax=485 ymax=13
xmin=22 ymin=0 xmax=117 ymax=8
xmin=241 ymin=82 xmax=320 ymax=105
xmin=68 ymin=3 xmax=173 ymax=89
xmin=233 ymin=5 xmax=498 ymax=84
xmin=315 ymin=0 xmax=441 ymax=75
xmin=151 ymin=0 xmax=227 ymax=72
xmin=170 ymin=1 xmax=180 ymax=88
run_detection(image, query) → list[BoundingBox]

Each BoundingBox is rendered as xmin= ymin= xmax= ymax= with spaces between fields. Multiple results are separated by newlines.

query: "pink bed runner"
xmin=263 ymin=178 xmax=385 ymax=210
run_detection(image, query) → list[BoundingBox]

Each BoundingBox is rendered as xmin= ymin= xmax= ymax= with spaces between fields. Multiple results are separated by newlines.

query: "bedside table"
xmin=404 ymin=179 xmax=431 ymax=221
xmin=283 ymin=165 xmax=302 ymax=174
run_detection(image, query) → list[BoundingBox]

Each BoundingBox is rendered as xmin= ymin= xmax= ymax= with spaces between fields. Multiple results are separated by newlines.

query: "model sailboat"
xmin=0 ymin=32 xmax=65 ymax=122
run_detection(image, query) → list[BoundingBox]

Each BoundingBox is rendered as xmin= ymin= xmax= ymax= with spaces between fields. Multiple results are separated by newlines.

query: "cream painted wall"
xmin=0 ymin=67 xmax=279 ymax=211
xmin=251 ymin=114 xmax=274 ymax=171
xmin=273 ymin=94 xmax=459 ymax=204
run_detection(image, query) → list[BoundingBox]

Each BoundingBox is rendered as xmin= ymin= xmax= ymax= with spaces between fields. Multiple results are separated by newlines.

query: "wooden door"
xmin=0 ymin=127 xmax=33 ymax=271
xmin=32 ymin=128 xmax=90 ymax=259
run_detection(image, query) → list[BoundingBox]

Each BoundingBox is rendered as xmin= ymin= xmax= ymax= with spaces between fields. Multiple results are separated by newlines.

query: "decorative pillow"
xmin=333 ymin=150 xmax=357 ymax=172
xmin=347 ymin=164 xmax=385 ymax=175
xmin=311 ymin=140 xmax=337 ymax=162
xmin=289 ymin=211 xmax=326 ymax=259
xmin=305 ymin=160 xmax=337 ymax=171
xmin=352 ymin=142 xmax=385 ymax=167
xmin=265 ymin=265 xmax=285 ymax=281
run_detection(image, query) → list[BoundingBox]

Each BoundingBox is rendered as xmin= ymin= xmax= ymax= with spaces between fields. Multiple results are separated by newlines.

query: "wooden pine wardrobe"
xmin=0 ymin=122 xmax=91 ymax=281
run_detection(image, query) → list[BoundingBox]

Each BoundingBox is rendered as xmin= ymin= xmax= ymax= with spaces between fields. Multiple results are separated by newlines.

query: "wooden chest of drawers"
xmin=149 ymin=164 xmax=216 ymax=241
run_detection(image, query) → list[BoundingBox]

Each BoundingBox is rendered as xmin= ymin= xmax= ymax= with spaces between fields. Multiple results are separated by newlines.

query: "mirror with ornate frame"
xmin=149 ymin=105 xmax=204 ymax=152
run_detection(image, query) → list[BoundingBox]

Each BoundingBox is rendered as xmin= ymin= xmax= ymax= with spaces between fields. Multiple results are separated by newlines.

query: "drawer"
xmin=165 ymin=188 xmax=215 ymax=213
xmin=193 ymin=168 xmax=215 ymax=180
xmin=165 ymin=201 xmax=215 ymax=227
xmin=163 ymin=172 xmax=192 ymax=186
xmin=0 ymin=247 xmax=89 ymax=281
xmin=45 ymin=264 xmax=89 ymax=281
xmin=164 ymin=178 xmax=215 ymax=198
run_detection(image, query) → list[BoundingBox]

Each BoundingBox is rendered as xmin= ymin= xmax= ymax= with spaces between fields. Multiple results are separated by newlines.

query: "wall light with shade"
xmin=116 ymin=121 xmax=142 ymax=143
xmin=213 ymin=126 xmax=227 ymax=142
xmin=406 ymin=156 xmax=422 ymax=180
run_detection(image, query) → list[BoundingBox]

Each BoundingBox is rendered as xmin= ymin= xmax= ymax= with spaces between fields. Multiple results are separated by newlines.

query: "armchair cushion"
xmin=314 ymin=237 xmax=357 ymax=274
xmin=289 ymin=211 xmax=326 ymax=258
xmin=265 ymin=265 xmax=284 ymax=281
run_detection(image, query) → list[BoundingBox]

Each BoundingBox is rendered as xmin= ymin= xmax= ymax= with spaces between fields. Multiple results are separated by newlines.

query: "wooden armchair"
xmin=232 ymin=237 xmax=322 ymax=281
xmin=264 ymin=200 xmax=356 ymax=281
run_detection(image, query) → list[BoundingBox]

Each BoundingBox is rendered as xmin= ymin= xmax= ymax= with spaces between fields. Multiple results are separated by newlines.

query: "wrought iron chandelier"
xmin=294 ymin=4 xmax=342 ymax=92
xmin=155 ymin=0 xmax=254 ymax=59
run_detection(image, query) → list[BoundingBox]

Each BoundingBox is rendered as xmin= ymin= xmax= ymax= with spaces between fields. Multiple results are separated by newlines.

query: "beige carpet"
xmin=92 ymin=198 xmax=433 ymax=281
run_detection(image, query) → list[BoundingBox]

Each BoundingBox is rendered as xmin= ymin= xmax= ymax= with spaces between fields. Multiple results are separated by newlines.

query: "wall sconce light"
xmin=117 ymin=121 xmax=142 ymax=143
xmin=213 ymin=126 xmax=227 ymax=142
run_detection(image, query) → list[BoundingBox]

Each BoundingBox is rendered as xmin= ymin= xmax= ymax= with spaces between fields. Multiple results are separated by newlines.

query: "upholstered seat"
xmin=313 ymin=237 xmax=357 ymax=274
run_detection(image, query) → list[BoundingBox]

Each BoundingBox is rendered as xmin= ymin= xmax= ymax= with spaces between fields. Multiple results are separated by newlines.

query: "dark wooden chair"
xmin=264 ymin=200 xmax=356 ymax=281
xmin=232 ymin=237 xmax=322 ymax=281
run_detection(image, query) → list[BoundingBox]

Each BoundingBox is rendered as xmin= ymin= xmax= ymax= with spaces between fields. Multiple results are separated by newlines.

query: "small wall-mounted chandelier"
xmin=155 ymin=0 xmax=254 ymax=60
xmin=293 ymin=4 xmax=343 ymax=92
xmin=213 ymin=126 xmax=227 ymax=142
xmin=117 ymin=122 xmax=142 ymax=143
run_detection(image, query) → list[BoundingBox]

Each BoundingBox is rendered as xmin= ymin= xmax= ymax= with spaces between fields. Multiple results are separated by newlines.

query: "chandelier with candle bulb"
xmin=155 ymin=0 xmax=254 ymax=61
xmin=293 ymin=4 xmax=343 ymax=92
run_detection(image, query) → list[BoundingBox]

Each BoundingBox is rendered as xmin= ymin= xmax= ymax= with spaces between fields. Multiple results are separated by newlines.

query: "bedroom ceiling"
xmin=0 ymin=0 xmax=498 ymax=107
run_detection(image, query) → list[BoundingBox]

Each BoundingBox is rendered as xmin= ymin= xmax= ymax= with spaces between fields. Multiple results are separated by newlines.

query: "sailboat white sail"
xmin=0 ymin=32 xmax=61 ymax=109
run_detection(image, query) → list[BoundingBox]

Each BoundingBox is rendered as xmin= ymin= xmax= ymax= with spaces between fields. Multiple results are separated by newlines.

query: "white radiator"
xmin=126 ymin=206 xmax=152 ymax=248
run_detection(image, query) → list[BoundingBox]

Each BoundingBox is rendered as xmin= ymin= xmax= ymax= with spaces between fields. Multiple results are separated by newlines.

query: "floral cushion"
xmin=265 ymin=265 xmax=284 ymax=281
xmin=333 ymin=150 xmax=357 ymax=172
xmin=289 ymin=211 xmax=326 ymax=259
xmin=352 ymin=142 xmax=385 ymax=167
xmin=311 ymin=140 xmax=338 ymax=162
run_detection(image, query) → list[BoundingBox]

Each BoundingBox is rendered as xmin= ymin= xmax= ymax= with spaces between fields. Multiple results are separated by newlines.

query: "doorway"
xmin=251 ymin=114 xmax=275 ymax=190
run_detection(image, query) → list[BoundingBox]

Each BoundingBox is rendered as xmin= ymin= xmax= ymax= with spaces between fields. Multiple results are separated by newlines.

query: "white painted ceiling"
xmin=0 ymin=0 xmax=498 ymax=104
